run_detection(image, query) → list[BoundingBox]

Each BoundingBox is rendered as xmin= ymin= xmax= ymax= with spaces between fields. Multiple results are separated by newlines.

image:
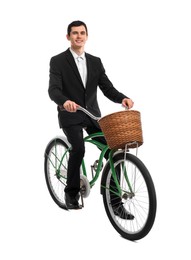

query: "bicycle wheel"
xmin=101 ymin=151 xmax=157 ymax=240
xmin=44 ymin=138 xmax=69 ymax=209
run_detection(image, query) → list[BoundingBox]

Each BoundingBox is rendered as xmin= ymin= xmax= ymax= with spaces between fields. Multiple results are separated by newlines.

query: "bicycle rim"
xmin=102 ymin=152 xmax=156 ymax=240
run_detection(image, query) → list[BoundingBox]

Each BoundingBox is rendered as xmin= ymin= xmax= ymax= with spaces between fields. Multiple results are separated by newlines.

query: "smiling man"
xmin=48 ymin=20 xmax=134 ymax=216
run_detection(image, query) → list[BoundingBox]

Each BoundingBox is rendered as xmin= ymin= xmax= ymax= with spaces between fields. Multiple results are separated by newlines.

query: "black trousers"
xmin=63 ymin=116 xmax=120 ymax=205
xmin=62 ymin=116 xmax=104 ymax=196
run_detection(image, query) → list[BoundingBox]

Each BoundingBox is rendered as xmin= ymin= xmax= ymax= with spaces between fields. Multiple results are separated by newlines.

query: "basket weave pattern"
xmin=98 ymin=110 xmax=143 ymax=149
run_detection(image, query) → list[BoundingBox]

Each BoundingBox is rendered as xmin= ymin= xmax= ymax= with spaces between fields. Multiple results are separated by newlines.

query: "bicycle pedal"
xmin=92 ymin=160 xmax=103 ymax=171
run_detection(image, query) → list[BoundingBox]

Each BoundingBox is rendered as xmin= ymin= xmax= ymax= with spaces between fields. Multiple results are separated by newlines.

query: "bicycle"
xmin=44 ymin=107 xmax=157 ymax=240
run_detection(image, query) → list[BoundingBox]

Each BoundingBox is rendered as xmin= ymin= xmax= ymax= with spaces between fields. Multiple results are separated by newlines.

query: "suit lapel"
xmin=85 ymin=53 xmax=91 ymax=90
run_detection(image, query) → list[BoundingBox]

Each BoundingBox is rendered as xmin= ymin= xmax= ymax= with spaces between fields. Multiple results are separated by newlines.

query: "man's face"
xmin=67 ymin=25 xmax=88 ymax=49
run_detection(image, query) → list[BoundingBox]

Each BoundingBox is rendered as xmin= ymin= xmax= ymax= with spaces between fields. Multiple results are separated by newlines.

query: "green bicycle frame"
xmin=49 ymin=132 xmax=133 ymax=197
xmin=83 ymin=132 xmax=108 ymax=187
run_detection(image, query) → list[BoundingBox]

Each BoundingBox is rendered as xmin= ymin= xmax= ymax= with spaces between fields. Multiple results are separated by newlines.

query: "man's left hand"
xmin=122 ymin=98 xmax=134 ymax=109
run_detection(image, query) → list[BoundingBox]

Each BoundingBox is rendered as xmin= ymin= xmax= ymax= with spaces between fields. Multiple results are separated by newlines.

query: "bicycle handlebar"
xmin=60 ymin=105 xmax=129 ymax=121
xmin=77 ymin=106 xmax=101 ymax=121
xmin=59 ymin=106 xmax=101 ymax=121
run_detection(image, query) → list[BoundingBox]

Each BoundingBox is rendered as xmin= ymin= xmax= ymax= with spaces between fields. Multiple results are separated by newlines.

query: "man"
xmin=48 ymin=21 xmax=134 ymax=218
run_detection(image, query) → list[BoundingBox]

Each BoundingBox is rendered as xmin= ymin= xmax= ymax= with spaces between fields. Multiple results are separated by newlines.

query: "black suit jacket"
xmin=48 ymin=48 xmax=127 ymax=128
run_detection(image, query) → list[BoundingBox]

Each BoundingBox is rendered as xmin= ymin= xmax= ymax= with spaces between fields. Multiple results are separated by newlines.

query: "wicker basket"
xmin=98 ymin=110 xmax=143 ymax=149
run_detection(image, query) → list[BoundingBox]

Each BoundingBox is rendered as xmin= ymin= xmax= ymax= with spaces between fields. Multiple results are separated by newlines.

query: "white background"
xmin=0 ymin=0 xmax=191 ymax=259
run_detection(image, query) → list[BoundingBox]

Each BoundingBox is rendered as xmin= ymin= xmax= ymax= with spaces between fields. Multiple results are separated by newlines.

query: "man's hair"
xmin=67 ymin=20 xmax=88 ymax=36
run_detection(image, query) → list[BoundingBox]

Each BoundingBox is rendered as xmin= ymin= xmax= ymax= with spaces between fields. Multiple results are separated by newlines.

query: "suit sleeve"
xmin=98 ymin=59 xmax=128 ymax=103
xmin=48 ymin=57 xmax=68 ymax=106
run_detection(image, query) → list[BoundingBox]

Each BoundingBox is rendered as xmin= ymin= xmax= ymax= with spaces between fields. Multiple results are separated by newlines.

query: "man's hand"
xmin=63 ymin=100 xmax=79 ymax=112
xmin=122 ymin=98 xmax=134 ymax=109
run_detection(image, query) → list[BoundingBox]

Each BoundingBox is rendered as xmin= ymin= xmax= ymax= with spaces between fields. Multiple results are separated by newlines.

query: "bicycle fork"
xmin=107 ymin=150 xmax=134 ymax=199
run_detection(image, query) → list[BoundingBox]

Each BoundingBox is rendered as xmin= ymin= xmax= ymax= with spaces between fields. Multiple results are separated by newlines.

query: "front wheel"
xmin=101 ymin=152 xmax=157 ymax=240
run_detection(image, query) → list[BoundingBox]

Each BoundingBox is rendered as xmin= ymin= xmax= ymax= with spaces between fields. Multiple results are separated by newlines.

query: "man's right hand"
xmin=63 ymin=100 xmax=79 ymax=112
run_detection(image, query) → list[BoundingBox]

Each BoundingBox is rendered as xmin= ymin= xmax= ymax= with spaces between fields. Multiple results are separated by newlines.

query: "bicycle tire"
xmin=101 ymin=151 xmax=157 ymax=240
xmin=44 ymin=138 xmax=69 ymax=209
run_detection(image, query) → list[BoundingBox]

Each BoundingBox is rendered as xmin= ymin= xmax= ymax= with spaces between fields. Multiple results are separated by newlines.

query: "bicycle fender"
xmin=44 ymin=136 xmax=70 ymax=157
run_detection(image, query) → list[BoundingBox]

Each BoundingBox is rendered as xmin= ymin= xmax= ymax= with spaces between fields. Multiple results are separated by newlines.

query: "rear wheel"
xmin=101 ymin=152 xmax=157 ymax=240
xmin=44 ymin=138 xmax=69 ymax=209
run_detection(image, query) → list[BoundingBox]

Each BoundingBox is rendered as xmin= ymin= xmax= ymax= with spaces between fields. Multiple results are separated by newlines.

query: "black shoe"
xmin=113 ymin=203 xmax=134 ymax=220
xmin=65 ymin=193 xmax=82 ymax=210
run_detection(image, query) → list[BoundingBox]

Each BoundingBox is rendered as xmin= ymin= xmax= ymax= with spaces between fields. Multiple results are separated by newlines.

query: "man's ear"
xmin=66 ymin=34 xmax=70 ymax=41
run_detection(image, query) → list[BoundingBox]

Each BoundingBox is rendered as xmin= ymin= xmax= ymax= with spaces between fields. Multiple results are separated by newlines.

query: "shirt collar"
xmin=70 ymin=48 xmax=85 ymax=60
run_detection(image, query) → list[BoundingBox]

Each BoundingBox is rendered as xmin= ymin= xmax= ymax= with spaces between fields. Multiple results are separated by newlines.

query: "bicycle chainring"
xmin=80 ymin=175 xmax=91 ymax=198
